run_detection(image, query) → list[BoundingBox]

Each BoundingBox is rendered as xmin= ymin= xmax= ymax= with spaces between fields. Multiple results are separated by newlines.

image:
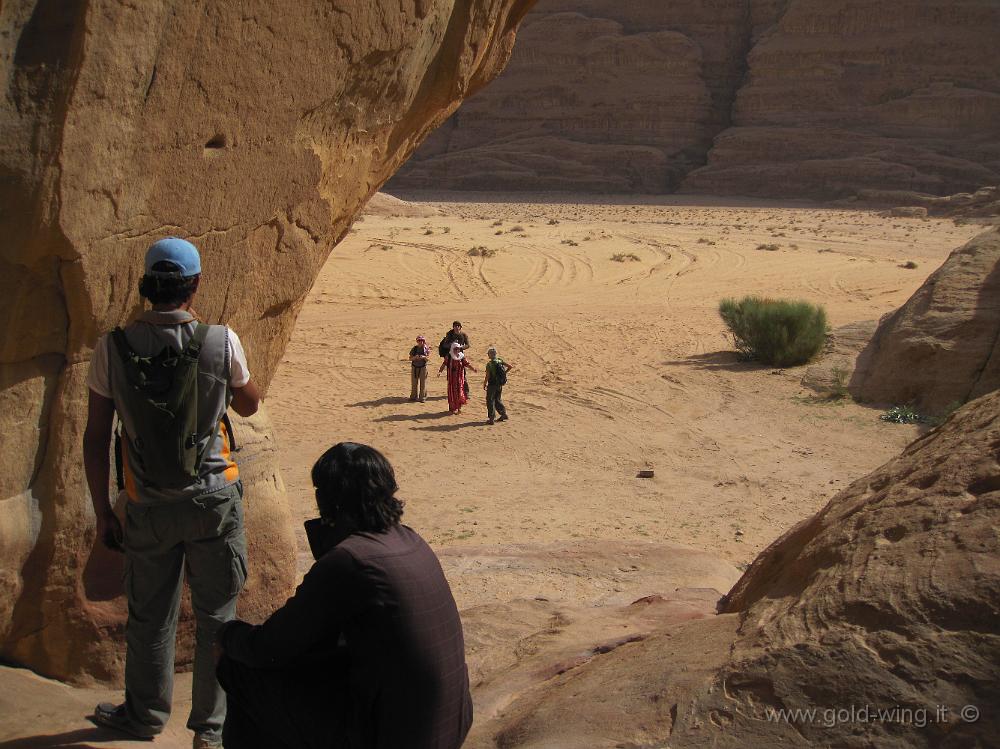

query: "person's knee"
xmin=215 ymin=654 xmax=248 ymax=695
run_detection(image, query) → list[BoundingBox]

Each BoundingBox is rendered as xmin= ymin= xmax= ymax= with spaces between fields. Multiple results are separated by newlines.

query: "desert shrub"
xmin=718 ymin=296 xmax=827 ymax=366
xmin=825 ymin=366 xmax=851 ymax=399
xmin=900 ymin=260 xmax=918 ymax=269
xmin=468 ymin=245 xmax=496 ymax=257
xmin=547 ymin=218 xmax=560 ymax=225
xmin=756 ymin=243 xmax=780 ymax=251
xmin=611 ymin=252 xmax=641 ymax=262
xmin=880 ymin=405 xmax=927 ymax=424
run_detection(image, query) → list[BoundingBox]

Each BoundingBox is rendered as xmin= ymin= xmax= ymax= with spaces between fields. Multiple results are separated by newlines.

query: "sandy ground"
xmin=268 ymin=194 xmax=982 ymax=603
xmin=2 ymin=196 xmax=982 ymax=747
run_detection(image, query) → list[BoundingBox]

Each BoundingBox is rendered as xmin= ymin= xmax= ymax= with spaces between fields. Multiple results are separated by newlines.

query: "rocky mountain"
xmin=0 ymin=0 xmax=533 ymax=684
xmin=390 ymin=0 xmax=1000 ymax=198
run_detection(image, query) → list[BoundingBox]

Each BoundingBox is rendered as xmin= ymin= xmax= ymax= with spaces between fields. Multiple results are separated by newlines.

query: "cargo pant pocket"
xmin=227 ymin=539 xmax=248 ymax=597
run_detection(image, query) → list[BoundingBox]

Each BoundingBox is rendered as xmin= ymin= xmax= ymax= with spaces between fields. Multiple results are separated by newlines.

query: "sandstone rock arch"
xmin=1 ymin=0 xmax=534 ymax=684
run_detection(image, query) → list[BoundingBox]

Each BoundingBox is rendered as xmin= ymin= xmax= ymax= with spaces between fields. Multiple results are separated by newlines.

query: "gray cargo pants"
xmin=486 ymin=384 xmax=507 ymax=421
xmin=122 ymin=482 xmax=247 ymax=740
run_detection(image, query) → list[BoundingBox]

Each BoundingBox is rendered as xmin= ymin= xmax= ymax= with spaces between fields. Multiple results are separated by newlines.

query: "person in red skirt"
xmin=437 ymin=341 xmax=477 ymax=414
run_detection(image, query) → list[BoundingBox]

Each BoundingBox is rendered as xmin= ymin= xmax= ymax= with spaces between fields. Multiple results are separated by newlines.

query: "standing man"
xmin=83 ymin=237 xmax=261 ymax=749
xmin=483 ymin=346 xmax=513 ymax=425
xmin=408 ymin=335 xmax=430 ymax=402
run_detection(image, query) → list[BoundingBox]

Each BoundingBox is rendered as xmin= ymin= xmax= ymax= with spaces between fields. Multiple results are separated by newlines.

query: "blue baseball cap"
xmin=144 ymin=237 xmax=201 ymax=277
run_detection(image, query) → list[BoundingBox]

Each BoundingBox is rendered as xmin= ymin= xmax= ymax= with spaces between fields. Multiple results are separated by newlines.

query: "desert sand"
xmin=0 ymin=194 xmax=985 ymax=747
xmin=268 ymin=193 xmax=983 ymax=606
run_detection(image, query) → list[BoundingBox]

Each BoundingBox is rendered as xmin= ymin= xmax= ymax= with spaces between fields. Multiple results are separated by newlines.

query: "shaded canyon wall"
xmin=0 ymin=0 xmax=533 ymax=684
xmin=390 ymin=0 xmax=1000 ymax=198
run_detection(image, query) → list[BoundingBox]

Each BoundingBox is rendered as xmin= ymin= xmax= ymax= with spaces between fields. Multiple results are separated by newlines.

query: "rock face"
xmin=857 ymin=185 xmax=1000 ymax=219
xmin=391 ymin=0 xmax=755 ymax=193
xmin=851 ymin=228 xmax=1000 ymax=415
xmin=390 ymin=0 xmax=1000 ymax=198
xmin=0 ymin=0 xmax=533 ymax=684
xmin=470 ymin=391 xmax=1000 ymax=747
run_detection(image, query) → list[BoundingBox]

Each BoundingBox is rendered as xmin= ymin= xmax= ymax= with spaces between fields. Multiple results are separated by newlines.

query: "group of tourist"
xmin=409 ymin=320 xmax=514 ymax=424
xmin=83 ymin=238 xmax=473 ymax=749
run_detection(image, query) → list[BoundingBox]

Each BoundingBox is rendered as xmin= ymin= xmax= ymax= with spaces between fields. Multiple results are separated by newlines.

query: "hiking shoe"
xmin=498 ymin=414 xmax=508 ymax=422
xmin=91 ymin=702 xmax=159 ymax=739
xmin=193 ymin=732 xmax=224 ymax=748
xmin=487 ymin=418 xmax=495 ymax=425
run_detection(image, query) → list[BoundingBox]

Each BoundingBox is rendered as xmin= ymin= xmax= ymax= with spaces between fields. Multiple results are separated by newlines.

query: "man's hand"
xmin=97 ymin=510 xmax=124 ymax=552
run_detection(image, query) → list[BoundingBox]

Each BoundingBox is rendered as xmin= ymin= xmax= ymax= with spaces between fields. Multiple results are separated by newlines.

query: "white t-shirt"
xmin=87 ymin=327 xmax=250 ymax=398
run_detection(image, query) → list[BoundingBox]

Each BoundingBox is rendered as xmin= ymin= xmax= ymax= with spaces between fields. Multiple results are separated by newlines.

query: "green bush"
xmin=718 ymin=296 xmax=827 ymax=366
xmin=880 ymin=405 xmax=926 ymax=424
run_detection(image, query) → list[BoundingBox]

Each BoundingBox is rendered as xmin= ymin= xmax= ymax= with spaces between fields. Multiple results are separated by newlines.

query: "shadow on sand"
xmin=0 ymin=725 xmax=133 ymax=748
xmin=670 ymin=350 xmax=773 ymax=373
xmin=412 ymin=419 xmax=488 ymax=432
xmin=374 ymin=411 xmax=450 ymax=423
xmin=346 ymin=395 xmax=447 ymax=408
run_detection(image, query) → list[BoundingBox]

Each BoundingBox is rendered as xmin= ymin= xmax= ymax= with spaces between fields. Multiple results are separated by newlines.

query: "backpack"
xmin=492 ymin=359 xmax=507 ymax=386
xmin=438 ymin=335 xmax=451 ymax=358
xmin=110 ymin=323 xmax=214 ymax=488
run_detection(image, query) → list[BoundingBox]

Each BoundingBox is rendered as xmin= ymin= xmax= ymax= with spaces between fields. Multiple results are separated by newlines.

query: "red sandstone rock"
xmin=467 ymin=391 xmax=1000 ymax=747
xmin=392 ymin=0 xmax=1000 ymax=198
xmin=0 ymin=0 xmax=534 ymax=684
xmin=851 ymin=228 xmax=1000 ymax=415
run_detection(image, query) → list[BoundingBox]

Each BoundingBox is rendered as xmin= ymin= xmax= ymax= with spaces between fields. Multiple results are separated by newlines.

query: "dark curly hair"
xmin=138 ymin=261 xmax=200 ymax=305
xmin=311 ymin=442 xmax=404 ymax=532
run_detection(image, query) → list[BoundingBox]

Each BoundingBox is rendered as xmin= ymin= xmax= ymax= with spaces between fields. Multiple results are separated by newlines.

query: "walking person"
xmin=408 ymin=335 xmax=429 ymax=402
xmin=83 ymin=237 xmax=261 ymax=748
xmin=437 ymin=341 xmax=477 ymax=415
xmin=215 ymin=442 xmax=473 ymax=749
xmin=483 ymin=346 xmax=513 ymax=425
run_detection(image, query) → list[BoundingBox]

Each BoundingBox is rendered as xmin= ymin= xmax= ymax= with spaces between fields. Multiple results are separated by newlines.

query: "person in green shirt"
xmin=482 ymin=346 xmax=513 ymax=425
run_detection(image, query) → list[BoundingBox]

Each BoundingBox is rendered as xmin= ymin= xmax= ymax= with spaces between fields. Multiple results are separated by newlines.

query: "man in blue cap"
xmin=83 ymin=237 xmax=261 ymax=748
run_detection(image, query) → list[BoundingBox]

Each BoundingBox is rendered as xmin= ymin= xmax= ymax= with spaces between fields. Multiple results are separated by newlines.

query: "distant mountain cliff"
xmin=390 ymin=0 xmax=1000 ymax=198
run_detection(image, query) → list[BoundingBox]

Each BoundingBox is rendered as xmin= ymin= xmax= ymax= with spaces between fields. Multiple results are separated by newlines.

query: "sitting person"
xmin=215 ymin=442 xmax=473 ymax=749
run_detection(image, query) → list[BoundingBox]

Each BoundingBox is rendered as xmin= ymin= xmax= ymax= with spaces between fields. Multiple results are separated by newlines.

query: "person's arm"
xmin=483 ymin=370 xmax=489 ymax=390
xmin=503 ymin=362 xmax=513 ymax=373
xmin=230 ymin=379 xmax=261 ymax=417
xmin=465 ymin=362 xmax=477 ymax=373
xmin=438 ymin=360 xmax=447 ymax=374
xmin=227 ymin=328 xmax=260 ymax=417
xmin=220 ymin=547 xmax=365 ymax=668
xmin=83 ymin=390 xmax=123 ymax=551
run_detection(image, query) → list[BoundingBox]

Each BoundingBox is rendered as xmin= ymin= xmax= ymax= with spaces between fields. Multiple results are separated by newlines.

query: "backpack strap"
xmin=110 ymin=326 xmax=134 ymax=366
xmin=221 ymin=412 xmax=238 ymax=453
xmin=183 ymin=322 xmax=210 ymax=358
